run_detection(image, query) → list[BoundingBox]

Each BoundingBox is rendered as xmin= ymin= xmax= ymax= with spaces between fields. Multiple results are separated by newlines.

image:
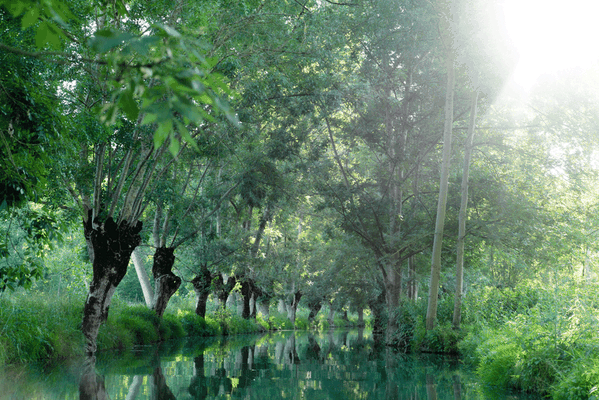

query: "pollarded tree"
xmin=3 ymin=0 xmax=237 ymax=353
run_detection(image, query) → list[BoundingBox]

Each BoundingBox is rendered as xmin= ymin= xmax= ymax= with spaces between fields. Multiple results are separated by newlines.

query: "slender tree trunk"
xmin=453 ymin=83 xmax=479 ymax=329
xmin=407 ymin=255 xmax=418 ymax=300
xmin=151 ymin=247 xmax=181 ymax=318
xmin=426 ymin=36 xmax=456 ymax=331
xmin=82 ymin=215 xmax=142 ymax=355
xmin=131 ymin=248 xmax=153 ymax=308
xmin=191 ymin=264 xmax=212 ymax=318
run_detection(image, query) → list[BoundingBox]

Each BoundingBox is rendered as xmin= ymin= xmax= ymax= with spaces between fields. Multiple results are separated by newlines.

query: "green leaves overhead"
xmin=89 ymin=25 xmax=238 ymax=153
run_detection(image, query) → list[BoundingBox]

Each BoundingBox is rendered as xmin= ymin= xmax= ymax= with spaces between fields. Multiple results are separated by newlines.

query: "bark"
xmin=131 ymin=248 xmax=153 ymax=307
xmin=214 ymin=274 xmax=236 ymax=309
xmin=407 ymin=255 xmax=418 ymax=300
xmin=327 ymin=306 xmax=335 ymax=326
xmin=191 ymin=264 xmax=212 ymax=318
xmin=286 ymin=290 xmax=302 ymax=325
xmin=368 ymin=289 xmax=386 ymax=335
xmin=357 ymin=308 xmax=364 ymax=327
xmin=151 ymin=247 xmax=181 ymax=318
xmin=82 ymin=214 xmax=142 ymax=355
xmin=307 ymin=300 xmax=322 ymax=322
xmin=453 ymin=83 xmax=478 ymax=329
xmin=239 ymin=276 xmax=255 ymax=319
xmin=426 ymin=35 xmax=456 ymax=331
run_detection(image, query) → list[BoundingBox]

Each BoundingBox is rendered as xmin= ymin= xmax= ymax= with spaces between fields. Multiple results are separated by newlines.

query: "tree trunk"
xmin=369 ymin=289 xmax=386 ymax=335
xmin=191 ymin=264 xmax=212 ymax=318
xmin=131 ymin=248 xmax=153 ymax=308
xmin=307 ymin=300 xmax=322 ymax=322
xmin=426 ymin=35 xmax=456 ymax=331
xmin=239 ymin=276 xmax=254 ymax=319
xmin=327 ymin=305 xmax=335 ymax=326
xmin=407 ymin=255 xmax=418 ymax=300
xmin=357 ymin=308 xmax=364 ymax=327
xmin=383 ymin=259 xmax=401 ymax=339
xmin=286 ymin=290 xmax=302 ymax=325
xmin=257 ymin=298 xmax=270 ymax=319
xmin=214 ymin=274 xmax=236 ymax=309
xmin=151 ymin=247 xmax=181 ymax=318
xmin=453 ymin=83 xmax=479 ymax=329
xmin=82 ymin=215 xmax=142 ymax=355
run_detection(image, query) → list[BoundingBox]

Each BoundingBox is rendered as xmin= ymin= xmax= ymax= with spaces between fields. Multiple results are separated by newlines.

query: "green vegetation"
xmin=2 ymin=0 xmax=599 ymax=398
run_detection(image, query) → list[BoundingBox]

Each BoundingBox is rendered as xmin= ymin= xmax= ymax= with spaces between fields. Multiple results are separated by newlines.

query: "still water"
xmin=1 ymin=329 xmax=540 ymax=400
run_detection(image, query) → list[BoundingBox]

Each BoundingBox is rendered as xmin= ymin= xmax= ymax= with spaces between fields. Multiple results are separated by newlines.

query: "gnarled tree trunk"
xmin=82 ymin=215 xmax=142 ymax=355
xmin=151 ymin=247 xmax=181 ymax=318
xmin=191 ymin=264 xmax=212 ymax=318
xmin=214 ymin=274 xmax=236 ymax=309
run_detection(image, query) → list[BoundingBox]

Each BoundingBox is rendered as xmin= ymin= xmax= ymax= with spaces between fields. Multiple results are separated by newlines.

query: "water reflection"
xmin=0 ymin=329 xmax=541 ymax=399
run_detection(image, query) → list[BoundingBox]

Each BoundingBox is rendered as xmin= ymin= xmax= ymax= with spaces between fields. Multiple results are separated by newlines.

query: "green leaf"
xmin=89 ymin=29 xmax=136 ymax=52
xmin=35 ymin=21 xmax=49 ymax=48
xmin=154 ymin=23 xmax=181 ymax=38
xmin=21 ymin=7 xmax=40 ymax=30
xmin=142 ymin=113 xmax=158 ymax=125
xmin=118 ymin=88 xmax=139 ymax=121
xmin=154 ymin=119 xmax=173 ymax=149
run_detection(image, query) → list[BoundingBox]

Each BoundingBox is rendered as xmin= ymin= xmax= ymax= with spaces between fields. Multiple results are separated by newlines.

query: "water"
xmin=1 ymin=329 xmax=540 ymax=399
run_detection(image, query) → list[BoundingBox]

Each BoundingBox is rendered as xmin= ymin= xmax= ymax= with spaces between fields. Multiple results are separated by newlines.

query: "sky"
xmin=501 ymin=0 xmax=599 ymax=91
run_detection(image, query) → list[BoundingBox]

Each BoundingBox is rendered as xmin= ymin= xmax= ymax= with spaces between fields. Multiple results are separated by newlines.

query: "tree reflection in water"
xmin=71 ymin=329 xmax=541 ymax=400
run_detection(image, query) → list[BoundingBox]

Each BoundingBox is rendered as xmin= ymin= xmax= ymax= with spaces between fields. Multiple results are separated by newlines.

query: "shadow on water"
xmin=0 ymin=329 xmax=542 ymax=399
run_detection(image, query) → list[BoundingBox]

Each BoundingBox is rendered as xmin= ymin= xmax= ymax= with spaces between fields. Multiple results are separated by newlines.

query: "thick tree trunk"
xmin=383 ymin=260 xmax=401 ymax=340
xmin=327 ymin=306 xmax=335 ymax=326
xmin=151 ymin=247 xmax=181 ymax=318
xmin=357 ymin=308 xmax=364 ymax=327
xmin=453 ymin=84 xmax=479 ymax=329
xmin=239 ymin=276 xmax=254 ymax=319
xmin=307 ymin=300 xmax=322 ymax=322
xmin=131 ymin=248 xmax=153 ymax=308
xmin=369 ymin=289 xmax=386 ymax=335
xmin=426 ymin=40 xmax=456 ymax=331
xmin=82 ymin=215 xmax=141 ymax=355
xmin=191 ymin=264 xmax=212 ymax=318
xmin=214 ymin=274 xmax=236 ymax=309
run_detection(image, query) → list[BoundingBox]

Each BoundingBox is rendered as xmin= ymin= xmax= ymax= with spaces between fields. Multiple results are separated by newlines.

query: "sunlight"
xmin=502 ymin=0 xmax=599 ymax=91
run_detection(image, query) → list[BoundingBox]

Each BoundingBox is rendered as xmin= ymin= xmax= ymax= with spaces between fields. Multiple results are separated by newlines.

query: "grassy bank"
xmin=391 ymin=279 xmax=599 ymax=399
xmin=0 ymin=291 xmax=366 ymax=366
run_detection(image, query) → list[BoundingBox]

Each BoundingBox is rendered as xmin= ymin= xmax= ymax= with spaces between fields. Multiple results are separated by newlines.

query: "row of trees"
xmin=2 ymin=0 xmax=599 ymax=352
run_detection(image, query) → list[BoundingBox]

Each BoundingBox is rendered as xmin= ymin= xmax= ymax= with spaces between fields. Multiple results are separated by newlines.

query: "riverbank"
xmin=0 ymin=291 xmax=365 ymax=365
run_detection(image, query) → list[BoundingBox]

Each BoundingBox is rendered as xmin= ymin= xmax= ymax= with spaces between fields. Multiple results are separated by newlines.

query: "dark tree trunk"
xmin=307 ymin=300 xmax=322 ymax=322
xmin=191 ymin=264 xmax=212 ymax=318
xmin=239 ymin=276 xmax=254 ymax=319
xmin=79 ymin=355 xmax=109 ymax=400
xmin=214 ymin=274 xmax=236 ymax=309
xmin=82 ymin=215 xmax=142 ymax=355
xmin=368 ymin=289 xmax=386 ymax=336
xmin=357 ymin=308 xmax=365 ymax=327
xmin=151 ymin=247 xmax=181 ymax=318
xmin=287 ymin=290 xmax=302 ymax=325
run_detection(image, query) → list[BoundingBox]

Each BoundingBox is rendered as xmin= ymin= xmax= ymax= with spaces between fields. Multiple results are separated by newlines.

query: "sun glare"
xmin=502 ymin=0 xmax=599 ymax=91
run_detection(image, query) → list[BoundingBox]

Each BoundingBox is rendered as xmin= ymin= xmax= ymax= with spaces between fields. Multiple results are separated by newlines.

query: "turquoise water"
xmin=1 ymin=329 xmax=540 ymax=399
